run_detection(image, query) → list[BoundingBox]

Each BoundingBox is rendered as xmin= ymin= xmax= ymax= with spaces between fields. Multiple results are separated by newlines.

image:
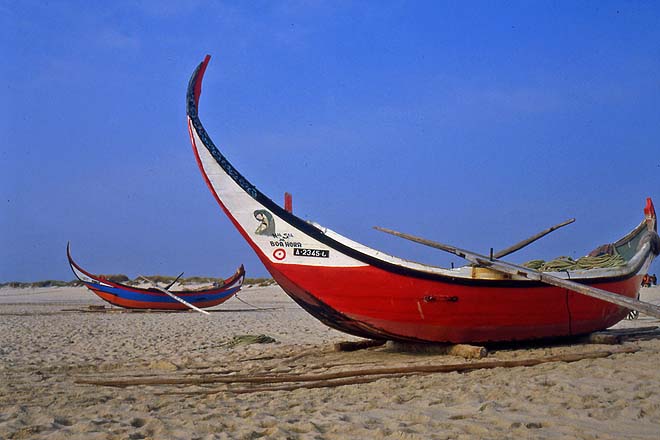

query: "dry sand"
xmin=1 ymin=284 xmax=659 ymax=440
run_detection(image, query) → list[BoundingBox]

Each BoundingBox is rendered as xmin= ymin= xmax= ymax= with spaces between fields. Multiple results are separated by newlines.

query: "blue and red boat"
xmin=67 ymin=244 xmax=245 ymax=310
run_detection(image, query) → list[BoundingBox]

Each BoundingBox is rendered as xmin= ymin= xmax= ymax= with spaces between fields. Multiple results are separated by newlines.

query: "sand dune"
xmin=1 ymin=284 xmax=659 ymax=439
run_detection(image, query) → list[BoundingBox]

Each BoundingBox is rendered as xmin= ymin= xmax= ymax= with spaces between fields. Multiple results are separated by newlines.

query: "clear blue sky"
xmin=2 ymin=1 xmax=659 ymax=282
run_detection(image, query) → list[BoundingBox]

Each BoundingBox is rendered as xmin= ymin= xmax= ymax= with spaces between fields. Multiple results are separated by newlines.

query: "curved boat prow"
xmin=645 ymin=197 xmax=657 ymax=232
xmin=67 ymin=242 xmax=106 ymax=285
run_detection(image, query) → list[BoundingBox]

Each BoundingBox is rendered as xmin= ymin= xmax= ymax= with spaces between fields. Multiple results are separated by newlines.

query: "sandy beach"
xmin=1 ymin=284 xmax=659 ymax=440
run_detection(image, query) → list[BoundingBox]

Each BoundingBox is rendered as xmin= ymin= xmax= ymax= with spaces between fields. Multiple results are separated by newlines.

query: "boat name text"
xmin=270 ymin=241 xmax=303 ymax=248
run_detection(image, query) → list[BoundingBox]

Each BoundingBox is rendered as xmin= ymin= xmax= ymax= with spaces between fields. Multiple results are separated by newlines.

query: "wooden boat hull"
xmin=186 ymin=55 xmax=658 ymax=342
xmin=67 ymin=245 xmax=245 ymax=310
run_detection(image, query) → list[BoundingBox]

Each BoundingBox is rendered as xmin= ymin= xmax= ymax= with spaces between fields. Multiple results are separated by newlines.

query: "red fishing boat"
xmin=186 ymin=55 xmax=660 ymax=342
xmin=67 ymin=244 xmax=245 ymax=311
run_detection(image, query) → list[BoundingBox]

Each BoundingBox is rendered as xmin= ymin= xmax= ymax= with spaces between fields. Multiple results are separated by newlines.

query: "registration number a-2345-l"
xmin=293 ymin=248 xmax=330 ymax=258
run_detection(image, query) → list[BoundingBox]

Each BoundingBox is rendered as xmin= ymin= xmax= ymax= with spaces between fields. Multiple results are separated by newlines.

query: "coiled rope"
xmin=523 ymin=252 xmax=626 ymax=272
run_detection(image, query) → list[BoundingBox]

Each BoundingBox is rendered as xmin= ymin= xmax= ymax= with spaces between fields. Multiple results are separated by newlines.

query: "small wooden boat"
xmin=67 ymin=244 xmax=245 ymax=311
xmin=186 ymin=55 xmax=660 ymax=342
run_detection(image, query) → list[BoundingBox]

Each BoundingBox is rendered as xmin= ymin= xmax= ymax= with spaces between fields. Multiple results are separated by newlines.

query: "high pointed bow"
xmin=187 ymin=55 xmax=211 ymax=115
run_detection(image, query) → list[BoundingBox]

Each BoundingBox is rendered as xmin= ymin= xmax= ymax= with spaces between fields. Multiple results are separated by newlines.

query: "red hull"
xmin=256 ymin=249 xmax=640 ymax=343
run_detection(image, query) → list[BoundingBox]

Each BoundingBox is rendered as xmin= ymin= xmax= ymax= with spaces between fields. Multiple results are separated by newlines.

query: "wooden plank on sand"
xmin=333 ymin=339 xmax=386 ymax=352
xmin=386 ymin=341 xmax=488 ymax=359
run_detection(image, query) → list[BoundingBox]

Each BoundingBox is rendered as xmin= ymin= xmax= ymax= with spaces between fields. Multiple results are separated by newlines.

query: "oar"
xmin=165 ymin=272 xmax=185 ymax=291
xmin=374 ymin=226 xmax=660 ymax=319
xmin=494 ymin=218 xmax=575 ymax=259
xmin=138 ymin=275 xmax=210 ymax=315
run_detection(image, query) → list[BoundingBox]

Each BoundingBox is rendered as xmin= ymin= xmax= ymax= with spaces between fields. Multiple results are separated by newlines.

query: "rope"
xmin=234 ymin=294 xmax=282 ymax=311
xmin=523 ymin=251 xmax=626 ymax=272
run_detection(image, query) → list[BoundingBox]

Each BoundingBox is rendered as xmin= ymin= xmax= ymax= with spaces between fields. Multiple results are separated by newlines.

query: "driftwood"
xmin=578 ymin=326 xmax=660 ymax=345
xmin=334 ymin=339 xmax=386 ymax=352
xmin=156 ymin=375 xmax=403 ymax=396
xmin=386 ymin=341 xmax=488 ymax=359
xmin=224 ymin=374 xmax=406 ymax=394
xmin=157 ymin=345 xmax=639 ymax=396
xmin=578 ymin=333 xmax=621 ymax=345
xmin=76 ymin=346 xmax=638 ymax=389
xmin=603 ymin=326 xmax=658 ymax=335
